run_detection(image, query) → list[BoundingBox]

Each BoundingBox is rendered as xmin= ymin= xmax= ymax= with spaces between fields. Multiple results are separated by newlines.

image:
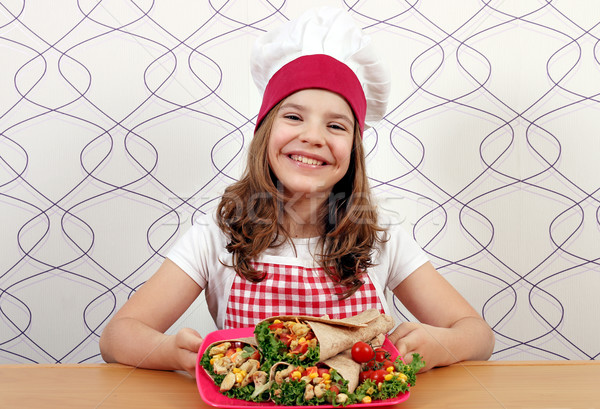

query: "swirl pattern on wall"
xmin=0 ymin=0 xmax=598 ymax=363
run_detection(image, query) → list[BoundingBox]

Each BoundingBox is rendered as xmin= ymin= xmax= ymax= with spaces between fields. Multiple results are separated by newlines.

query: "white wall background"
xmin=1 ymin=0 xmax=599 ymax=364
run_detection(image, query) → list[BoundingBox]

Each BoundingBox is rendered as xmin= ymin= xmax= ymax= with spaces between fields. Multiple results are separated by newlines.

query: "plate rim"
xmin=195 ymin=326 xmax=411 ymax=408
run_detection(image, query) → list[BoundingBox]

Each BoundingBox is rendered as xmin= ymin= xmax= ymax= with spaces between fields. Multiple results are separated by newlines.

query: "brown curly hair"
xmin=216 ymin=100 xmax=386 ymax=298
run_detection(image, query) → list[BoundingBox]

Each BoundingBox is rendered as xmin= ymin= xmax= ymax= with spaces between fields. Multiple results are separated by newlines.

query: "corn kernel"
xmin=397 ymin=373 xmax=408 ymax=382
xmin=322 ymin=373 xmax=331 ymax=380
xmin=384 ymin=374 xmax=393 ymax=381
xmin=292 ymin=371 xmax=302 ymax=380
xmin=232 ymin=368 xmax=241 ymax=374
xmin=235 ymin=372 xmax=244 ymax=383
xmin=386 ymin=366 xmax=394 ymax=373
xmin=361 ymin=396 xmax=372 ymax=404
xmin=324 ymin=379 xmax=332 ymax=385
xmin=273 ymin=319 xmax=282 ymax=324
xmin=309 ymin=372 xmax=319 ymax=379
xmin=299 ymin=337 xmax=306 ymax=343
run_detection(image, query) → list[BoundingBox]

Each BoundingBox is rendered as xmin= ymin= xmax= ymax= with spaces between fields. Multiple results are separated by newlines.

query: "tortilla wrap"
xmin=267 ymin=351 xmax=360 ymax=400
xmin=203 ymin=337 xmax=258 ymax=352
xmin=308 ymin=313 xmax=394 ymax=361
xmin=201 ymin=337 xmax=264 ymax=390
xmin=265 ymin=308 xmax=382 ymax=329
xmin=321 ymin=350 xmax=361 ymax=392
xmin=323 ymin=333 xmax=394 ymax=394
xmin=257 ymin=309 xmax=394 ymax=364
xmin=262 ymin=333 xmax=386 ymax=394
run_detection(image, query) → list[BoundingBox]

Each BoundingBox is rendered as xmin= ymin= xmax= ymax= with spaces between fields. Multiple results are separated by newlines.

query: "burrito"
xmin=268 ymin=356 xmax=359 ymax=406
xmin=322 ymin=350 xmax=361 ymax=393
xmin=199 ymin=338 xmax=270 ymax=402
xmin=254 ymin=309 xmax=395 ymax=367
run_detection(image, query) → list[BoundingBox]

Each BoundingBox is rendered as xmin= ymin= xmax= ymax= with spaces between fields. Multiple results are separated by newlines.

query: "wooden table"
xmin=1 ymin=360 xmax=598 ymax=408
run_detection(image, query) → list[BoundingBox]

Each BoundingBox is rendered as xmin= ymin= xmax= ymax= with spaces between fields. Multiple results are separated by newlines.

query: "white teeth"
xmin=290 ymin=154 xmax=324 ymax=166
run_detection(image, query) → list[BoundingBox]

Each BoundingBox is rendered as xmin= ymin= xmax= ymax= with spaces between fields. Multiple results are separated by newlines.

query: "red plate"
xmin=195 ymin=327 xmax=410 ymax=408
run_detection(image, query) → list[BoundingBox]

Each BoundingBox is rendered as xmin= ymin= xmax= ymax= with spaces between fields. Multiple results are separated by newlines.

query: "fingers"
xmin=390 ymin=323 xmax=446 ymax=372
xmin=389 ymin=322 xmax=419 ymax=349
xmin=401 ymin=351 xmax=414 ymax=364
xmin=175 ymin=328 xmax=204 ymax=377
xmin=396 ymin=335 xmax=417 ymax=361
xmin=389 ymin=323 xmax=424 ymax=367
xmin=177 ymin=327 xmax=204 ymax=353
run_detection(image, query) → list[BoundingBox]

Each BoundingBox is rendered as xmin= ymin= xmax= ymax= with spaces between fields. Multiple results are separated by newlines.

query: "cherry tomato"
xmin=329 ymin=384 xmax=340 ymax=395
xmin=351 ymin=342 xmax=374 ymax=363
xmin=359 ymin=370 xmax=372 ymax=383
xmin=364 ymin=359 xmax=377 ymax=369
xmin=382 ymin=359 xmax=395 ymax=371
xmin=374 ymin=348 xmax=389 ymax=362
xmin=370 ymin=369 xmax=387 ymax=384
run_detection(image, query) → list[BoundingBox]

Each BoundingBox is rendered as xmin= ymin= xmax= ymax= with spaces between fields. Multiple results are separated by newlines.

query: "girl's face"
xmin=267 ymin=89 xmax=355 ymax=198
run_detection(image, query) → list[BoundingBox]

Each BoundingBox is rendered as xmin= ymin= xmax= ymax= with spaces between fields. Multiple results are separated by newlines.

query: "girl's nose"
xmin=299 ymin=124 xmax=325 ymax=146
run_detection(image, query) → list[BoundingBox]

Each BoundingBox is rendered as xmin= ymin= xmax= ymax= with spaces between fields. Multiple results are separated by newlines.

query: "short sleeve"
xmin=166 ymin=213 xmax=226 ymax=290
xmin=375 ymin=220 xmax=430 ymax=291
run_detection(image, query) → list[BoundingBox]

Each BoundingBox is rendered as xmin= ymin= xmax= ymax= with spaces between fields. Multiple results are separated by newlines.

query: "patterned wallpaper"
xmin=1 ymin=0 xmax=598 ymax=364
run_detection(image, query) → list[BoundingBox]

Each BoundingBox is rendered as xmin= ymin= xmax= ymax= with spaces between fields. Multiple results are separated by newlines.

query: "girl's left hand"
xmin=388 ymin=322 xmax=455 ymax=372
xmin=390 ymin=262 xmax=495 ymax=371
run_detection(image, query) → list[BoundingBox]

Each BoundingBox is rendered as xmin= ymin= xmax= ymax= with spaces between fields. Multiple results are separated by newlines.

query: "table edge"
xmin=1 ymin=360 xmax=598 ymax=370
xmin=456 ymin=360 xmax=600 ymax=367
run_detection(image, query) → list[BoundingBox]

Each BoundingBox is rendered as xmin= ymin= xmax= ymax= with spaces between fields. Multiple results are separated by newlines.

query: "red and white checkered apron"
xmin=224 ymin=261 xmax=385 ymax=328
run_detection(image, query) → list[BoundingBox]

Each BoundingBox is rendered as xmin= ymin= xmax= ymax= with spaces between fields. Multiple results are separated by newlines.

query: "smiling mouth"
xmin=289 ymin=154 xmax=326 ymax=166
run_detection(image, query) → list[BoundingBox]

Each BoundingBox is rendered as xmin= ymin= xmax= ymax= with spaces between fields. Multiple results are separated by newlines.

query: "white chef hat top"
xmin=250 ymin=7 xmax=390 ymax=134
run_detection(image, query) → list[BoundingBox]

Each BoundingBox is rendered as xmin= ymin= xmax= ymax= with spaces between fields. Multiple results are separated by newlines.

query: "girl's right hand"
xmin=172 ymin=327 xmax=204 ymax=377
xmin=99 ymin=259 xmax=205 ymax=375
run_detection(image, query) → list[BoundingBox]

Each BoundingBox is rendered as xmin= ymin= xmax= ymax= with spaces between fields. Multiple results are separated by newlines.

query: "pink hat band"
xmin=255 ymin=54 xmax=367 ymax=135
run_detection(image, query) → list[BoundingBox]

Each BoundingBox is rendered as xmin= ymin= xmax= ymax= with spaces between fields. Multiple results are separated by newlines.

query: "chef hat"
xmin=251 ymin=7 xmax=390 ymax=135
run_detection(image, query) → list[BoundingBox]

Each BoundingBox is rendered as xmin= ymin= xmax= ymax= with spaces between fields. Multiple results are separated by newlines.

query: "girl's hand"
xmin=391 ymin=262 xmax=495 ymax=371
xmin=389 ymin=322 xmax=453 ymax=372
xmin=171 ymin=327 xmax=204 ymax=377
xmin=99 ymin=260 xmax=207 ymax=375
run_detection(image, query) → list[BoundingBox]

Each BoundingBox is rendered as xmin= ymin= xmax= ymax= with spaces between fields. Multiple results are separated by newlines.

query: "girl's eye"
xmin=284 ymin=114 xmax=301 ymax=121
xmin=329 ymin=123 xmax=346 ymax=131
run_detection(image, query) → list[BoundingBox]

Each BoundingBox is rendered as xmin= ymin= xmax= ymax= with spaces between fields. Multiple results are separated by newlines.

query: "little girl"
xmin=99 ymin=7 xmax=494 ymax=376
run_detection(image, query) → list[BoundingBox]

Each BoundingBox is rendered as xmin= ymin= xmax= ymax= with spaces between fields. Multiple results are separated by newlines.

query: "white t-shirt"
xmin=167 ymin=212 xmax=429 ymax=329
